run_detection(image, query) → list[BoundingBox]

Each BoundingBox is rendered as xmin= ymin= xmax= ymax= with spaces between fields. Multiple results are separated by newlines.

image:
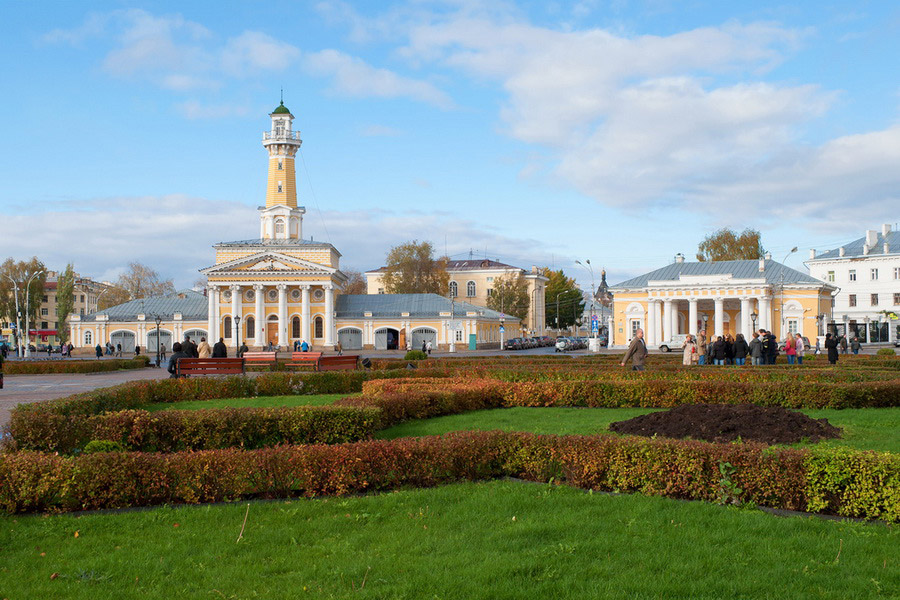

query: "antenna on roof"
xmin=280 ymin=87 xmax=283 ymax=103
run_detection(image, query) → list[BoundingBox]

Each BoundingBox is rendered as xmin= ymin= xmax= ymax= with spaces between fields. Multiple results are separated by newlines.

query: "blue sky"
xmin=2 ymin=1 xmax=899 ymax=293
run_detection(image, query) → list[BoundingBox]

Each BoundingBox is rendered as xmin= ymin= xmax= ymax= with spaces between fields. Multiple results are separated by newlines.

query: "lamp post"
xmin=779 ymin=247 xmax=798 ymax=339
xmin=575 ymin=259 xmax=596 ymax=338
xmin=555 ymin=292 xmax=564 ymax=334
xmin=3 ymin=274 xmax=22 ymax=357
xmin=702 ymin=314 xmax=709 ymax=338
xmin=154 ymin=315 xmax=162 ymax=368
xmin=233 ymin=315 xmax=241 ymax=355
xmin=841 ymin=314 xmax=849 ymax=341
xmin=751 ymin=311 xmax=758 ymax=333
xmin=23 ymin=270 xmax=45 ymax=357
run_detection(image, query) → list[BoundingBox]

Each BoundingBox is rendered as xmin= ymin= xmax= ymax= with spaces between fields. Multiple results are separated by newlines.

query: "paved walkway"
xmin=0 ymin=368 xmax=170 ymax=429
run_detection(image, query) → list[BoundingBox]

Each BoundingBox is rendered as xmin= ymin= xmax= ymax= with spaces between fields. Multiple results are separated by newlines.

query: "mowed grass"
xmin=1 ymin=480 xmax=896 ymax=600
xmin=377 ymin=407 xmax=900 ymax=453
xmin=139 ymin=393 xmax=353 ymax=411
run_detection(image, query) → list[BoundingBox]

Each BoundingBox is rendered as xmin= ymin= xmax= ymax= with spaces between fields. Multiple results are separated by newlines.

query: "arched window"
xmin=291 ymin=316 xmax=301 ymax=338
xmin=245 ymin=316 xmax=255 ymax=339
xmin=467 ymin=281 xmax=476 ymax=297
xmin=224 ymin=316 xmax=232 ymax=339
xmin=275 ymin=219 xmax=285 ymax=234
xmin=449 ymin=281 xmax=458 ymax=298
xmin=314 ymin=316 xmax=324 ymax=338
xmin=84 ymin=330 xmax=92 ymax=346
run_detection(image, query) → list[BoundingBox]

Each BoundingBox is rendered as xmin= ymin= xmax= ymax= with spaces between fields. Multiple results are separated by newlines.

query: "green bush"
xmin=877 ymin=348 xmax=896 ymax=356
xmin=404 ymin=350 xmax=428 ymax=361
xmin=82 ymin=440 xmax=128 ymax=454
xmin=3 ymin=357 xmax=150 ymax=375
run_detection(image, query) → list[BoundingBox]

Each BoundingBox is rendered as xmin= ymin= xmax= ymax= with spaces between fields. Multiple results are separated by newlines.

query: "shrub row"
xmin=7 ymin=406 xmax=381 ymax=454
xmin=2 ymin=357 xmax=151 ymax=375
xmin=1 ymin=432 xmax=895 ymax=521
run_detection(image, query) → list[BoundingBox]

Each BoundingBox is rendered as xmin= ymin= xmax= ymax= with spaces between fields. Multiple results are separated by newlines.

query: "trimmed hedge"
xmin=8 ymin=406 xmax=381 ymax=454
xmin=0 ymin=432 xmax=896 ymax=521
xmin=2 ymin=357 xmax=151 ymax=375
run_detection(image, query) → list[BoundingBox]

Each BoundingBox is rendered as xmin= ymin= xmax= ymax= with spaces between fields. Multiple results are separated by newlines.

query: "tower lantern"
xmin=260 ymin=99 xmax=305 ymax=240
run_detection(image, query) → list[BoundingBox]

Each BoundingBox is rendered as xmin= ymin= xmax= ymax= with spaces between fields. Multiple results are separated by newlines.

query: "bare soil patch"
xmin=609 ymin=403 xmax=842 ymax=445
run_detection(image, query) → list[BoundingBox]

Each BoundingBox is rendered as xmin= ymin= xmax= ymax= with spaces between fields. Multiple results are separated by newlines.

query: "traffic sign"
xmin=499 ymin=325 xmax=505 ymax=333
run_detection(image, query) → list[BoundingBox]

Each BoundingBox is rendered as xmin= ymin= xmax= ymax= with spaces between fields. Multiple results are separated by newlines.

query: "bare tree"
xmin=99 ymin=262 xmax=175 ymax=309
xmin=341 ymin=269 xmax=367 ymax=295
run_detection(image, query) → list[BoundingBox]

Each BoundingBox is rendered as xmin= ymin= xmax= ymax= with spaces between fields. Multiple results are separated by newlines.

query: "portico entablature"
xmin=200 ymin=251 xmax=345 ymax=281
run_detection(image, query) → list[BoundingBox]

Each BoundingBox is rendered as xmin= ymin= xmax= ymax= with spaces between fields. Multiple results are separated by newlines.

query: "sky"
xmin=2 ymin=0 xmax=899 ymax=294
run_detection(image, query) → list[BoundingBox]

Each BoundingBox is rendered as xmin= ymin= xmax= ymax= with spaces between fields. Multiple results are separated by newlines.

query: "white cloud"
xmin=221 ymin=31 xmax=301 ymax=76
xmin=304 ymin=49 xmax=454 ymax=108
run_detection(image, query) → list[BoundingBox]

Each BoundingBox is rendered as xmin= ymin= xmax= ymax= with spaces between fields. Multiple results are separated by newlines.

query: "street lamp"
xmin=779 ymin=247 xmax=798 ymax=338
xmin=23 ymin=270 xmax=45 ymax=357
xmin=233 ymin=315 xmax=241 ymax=354
xmin=750 ymin=311 xmax=758 ymax=332
xmin=555 ymin=292 xmax=564 ymax=333
xmin=154 ymin=315 xmax=162 ymax=367
xmin=701 ymin=313 xmax=709 ymax=338
xmin=575 ymin=259 xmax=596 ymax=339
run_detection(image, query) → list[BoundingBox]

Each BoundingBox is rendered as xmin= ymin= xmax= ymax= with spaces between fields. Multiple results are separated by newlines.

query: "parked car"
xmin=658 ymin=334 xmax=690 ymax=353
xmin=505 ymin=338 xmax=523 ymax=351
xmin=539 ymin=336 xmax=553 ymax=347
xmin=555 ymin=337 xmax=570 ymax=352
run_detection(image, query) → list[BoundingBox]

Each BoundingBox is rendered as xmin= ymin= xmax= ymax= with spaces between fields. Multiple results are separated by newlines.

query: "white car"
xmin=658 ymin=334 xmax=690 ymax=353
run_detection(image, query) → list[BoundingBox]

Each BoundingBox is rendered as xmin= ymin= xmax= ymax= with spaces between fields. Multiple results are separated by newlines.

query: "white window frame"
xmin=449 ymin=281 xmax=458 ymax=298
xmin=849 ymin=269 xmax=856 ymax=281
xmin=84 ymin=331 xmax=92 ymax=345
xmin=787 ymin=319 xmax=799 ymax=335
xmin=826 ymin=271 xmax=835 ymax=282
xmin=466 ymin=281 xmax=476 ymax=297
xmin=871 ymin=268 xmax=879 ymax=281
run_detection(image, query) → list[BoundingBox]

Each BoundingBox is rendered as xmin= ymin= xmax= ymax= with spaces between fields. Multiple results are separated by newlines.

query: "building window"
xmin=449 ymin=281 xmax=458 ymax=298
xmin=455 ymin=330 xmax=463 ymax=342
xmin=848 ymin=270 xmax=856 ymax=281
xmin=41 ymin=308 xmax=48 ymax=316
xmin=277 ymin=182 xmax=283 ymax=193
xmin=787 ymin=319 xmax=798 ymax=335
xmin=826 ymin=271 xmax=835 ymax=282
xmin=377 ymin=288 xmax=384 ymax=294
xmin=291 ymin=316 xmax=301 ymax=338
xmin=277 ymin=160 xmax=283 ymax=171
xmin=871 ymin=293 xmax=879 ymax=306
xmin=245 ymin=316 xmax=255 ymax=339
xmin=486 ymin=288 xmax=493 ymax=297
xmin=486 ymin=277 xmax=494 ymax=282
xmin=41 ymin=321 xmax=48 ymax=329
xmin=84 ymin=331 xmax=92 ymax=345
xmin=893 ymin=293 xmax=900 ymax=305
xmin=894 ymin=267 xmax=900 ymax=279
xmin=80 ymin=295 xmax=85 ymax=303
xmin=848 ymin=294 xmax=856 ymax=307
xmin=467 ymin=281 xmax=476 ymax=297
xmin=314 ymin=316 xmax=324 ymax=338
xmin=275 ymin=219 xmax=285 ymax=234
xmin=224 ymin=316 xmax=232 ymax=339
xmin=630 ymin=320 xmax=642 ymax=339
xmin=871 ymin=268 xmax=879 ymax=280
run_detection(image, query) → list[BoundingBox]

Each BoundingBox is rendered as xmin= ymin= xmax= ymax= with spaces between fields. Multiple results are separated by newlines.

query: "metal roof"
xmin=814 ymin=230 xmax=899 ymax=259
xmin=81 ymin=289 xmax=209 ymax=322
xmin=367 ymin=259 xmax=522 ymax=274
xmin=216 ymin=238 xmax=339 ymax=252
xmin=335 ymin=294 xmax=513 ymax=320
xmin=611 ymin=259 xmax=826 ymax=289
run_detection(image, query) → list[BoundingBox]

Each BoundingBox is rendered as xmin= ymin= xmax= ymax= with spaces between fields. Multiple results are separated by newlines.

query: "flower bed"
xmin=2 ymin=357 xmax=151 ymax=375
xmin=1 ymin=432 xmax=895 ymax=521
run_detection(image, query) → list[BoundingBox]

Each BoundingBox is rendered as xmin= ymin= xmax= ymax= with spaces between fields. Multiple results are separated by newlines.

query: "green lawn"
xmin=1 ymin=480 xmax=895 ymax=600
xmin=139 ymin=393 xmax=352 ymax=411
xmin=377 ymin=407 xmax=900 ymax=453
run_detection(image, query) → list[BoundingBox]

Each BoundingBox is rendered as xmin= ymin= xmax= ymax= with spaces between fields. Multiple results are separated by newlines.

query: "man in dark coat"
xmin=620 ymin=328 xmax=648 ymax=371
xmin=212 ymin=337 xmax=228 ymax=358
xmin=712 ymin=336 xmax=727 ymax=365
xmin=183 ymin=335 xmax=199 ymax=358
xmin=766 ymin=330 xmax=777 ymax=365
xmin=824 ymin=333 xmax=839 ymax=365
xmin=167 ymin=342 xmax=191 ymax=378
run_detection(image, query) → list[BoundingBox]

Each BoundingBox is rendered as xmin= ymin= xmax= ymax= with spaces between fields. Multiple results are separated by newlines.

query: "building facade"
xmin=806 ymin=224 xmax=899 ymax=343
xmin=610 ymin=255 xmax=837 ymax=348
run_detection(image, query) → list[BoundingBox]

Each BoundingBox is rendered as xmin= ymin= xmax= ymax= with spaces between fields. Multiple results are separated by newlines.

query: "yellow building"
xmin=71 ymin=101 xmax=514 ymax=352
xmin=609 ymin=254 xmax=837 ymax=348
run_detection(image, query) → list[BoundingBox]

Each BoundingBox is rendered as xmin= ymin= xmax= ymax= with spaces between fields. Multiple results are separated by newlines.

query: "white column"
xmin=653 ymin=300 xmax=662 ymax=344
xmin=607 ymin=316 xmax=614 ymax=347
xmin=740 ymin=297 xmax=751 ymax=339
xmin=324 ymin=284 xmax=335 ymax=346
xmin=231 ymin=285 xmax=241 ymax=348
xmin=662 ymin=299 xmax=672 ymax=342
xmin=301 ymin=285 xmax=311 ymax=345
xmin=714 ymin=297 xmax=725 ymax=337
xmin=670 ymin=300 xmax=679 ymax=336
xmin=254 ymin=284 xmax=264 ymax=345
xmin=759 ymin=296 xmax=771 ymax=331
xmin=688 ymin=298 xmax=698 ymax=336
xmin=646 ymin=299 xmax=657 ymax=346
xmin=277 ymin=284 xmax=287 ymax=347
xmin=210 ymin=286 xmax=219 ymax=343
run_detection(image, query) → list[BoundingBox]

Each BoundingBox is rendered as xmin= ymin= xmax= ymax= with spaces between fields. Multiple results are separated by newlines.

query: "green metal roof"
xmin=272 ymin=101 xmax=291 ymax=114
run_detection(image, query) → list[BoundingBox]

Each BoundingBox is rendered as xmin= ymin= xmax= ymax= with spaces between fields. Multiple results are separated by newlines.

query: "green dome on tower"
xmin=272 ymin=101 xmax=291 ymax=115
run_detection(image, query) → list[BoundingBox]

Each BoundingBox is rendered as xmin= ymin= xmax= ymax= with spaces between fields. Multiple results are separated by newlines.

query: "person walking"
xmin=422 ymin=339 xmax=427 ymax=354
xmin=238 ymin=342 xmax=248 ymax=358
xmin=733 ymin=333 xmax=749 ymax=366
xmin=182 ymin=335 xmax=198 ymax=358
xmin=840 ymin=335 xmax=848 ymax=355
xmin=766 ymin=330 xmax=778 ymax=365
xmin=850 ymin=337 xmax=861 ymax=355
xmin=784 ymin=334 xmax=796 ymax=365
xmin=794 ymin=333 xmax=805 ymax=365
xmin=825 ymin=333 xmax=839 ymax=365
xmin=197 ymin=337 xmax=211 ymax=358
xmin=336 ymin=340 xmax=343 ymax=356
xmin=724 ymin=334 xmax=734 ymax=365
xmin=115 ymin=343 xmax=122 ymax=357
xmin=160 ymin=343 xmax=167 ymax=362
xmin=620 ymin=328 xmax=648 ymax=371
xmin=697 ymin=331 xmax=708 ymax=365
xmin=212 ymin=337 xmax=227 ymax=358
xmin=167 ymin=342 xmax=190 ymax=378
xmin=300 ymin=340 xmax=310 ymax=352
xmin=426 ymin=340 xmax=433 ymax=355
xmin=748 ymin=332 xmax=763 ymax=366
xmin=134 ymin=345 xmax=141 ymax=358
xmin=682 ymin=334 xmax=698 ymax=365
xmin=95 ymin=343 xmax=103 ymax=359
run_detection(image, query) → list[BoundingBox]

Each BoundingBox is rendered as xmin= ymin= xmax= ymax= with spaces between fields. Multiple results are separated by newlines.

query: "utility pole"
xmin=22 ymin=270 xmax=45 ymax=358
xmin=3 ymin=275 xmax=21 ymax=357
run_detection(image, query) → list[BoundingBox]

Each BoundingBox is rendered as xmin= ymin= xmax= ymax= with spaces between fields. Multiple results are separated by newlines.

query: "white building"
xmin=806 ymin=223 xmax=899 ymax=343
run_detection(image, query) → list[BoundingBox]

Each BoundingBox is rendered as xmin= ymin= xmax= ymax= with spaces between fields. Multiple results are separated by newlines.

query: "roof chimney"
xmin=866 ymin=229 xmax=878 ymax=247
xmin=758 ymin=258 xmax=765 ymax=272
xmin=764 ymin=251 xmax=772 ymax=260
xmin=839 ymin=246 xmax=845 ymax=257
xmin=863 ymin=244 xmax=870 ymax=256
xmin=884 ymin=242 xmax=890 ymax=254
xmin=674 ymin=253 xmax=684 ymax=263
xmin=883 ymin=223 xmax=891 ymax=237
xmin=809 ymin=249 xmax=816 ymax=260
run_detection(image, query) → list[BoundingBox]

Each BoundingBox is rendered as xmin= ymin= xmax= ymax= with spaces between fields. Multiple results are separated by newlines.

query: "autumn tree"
xmin=696 ymin=228 xmax=765 ymax=262
xmin=381 ymin=241 xmax=450 ymax=295
xmin=341 ymin=269 xmax=367 ymax=295
xmin=55 ymin=264 xmax=76 ymax=344
xmin=486 ymin=273 xmax=529 ymax=321
xmin=0 ymin=257 xmax=48 ymax=325
xmin=542 ymin=268 xmax=584 ymax=330
xmin=99 ymin=262 xmax=175 ymax=309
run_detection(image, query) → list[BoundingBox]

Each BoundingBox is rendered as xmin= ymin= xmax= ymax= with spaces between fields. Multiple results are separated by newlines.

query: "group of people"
xmin=94 ymin=342 xmax=140 ymax=359
xmin=167 ymin=335 xmax=235 ymax=377
xmin=421 ymin=339 xmax=433 ymax=354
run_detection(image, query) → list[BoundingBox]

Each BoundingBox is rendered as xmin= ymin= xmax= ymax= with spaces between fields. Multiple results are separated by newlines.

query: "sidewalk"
xmin=0 ymin=368 xmax=170 ymax=430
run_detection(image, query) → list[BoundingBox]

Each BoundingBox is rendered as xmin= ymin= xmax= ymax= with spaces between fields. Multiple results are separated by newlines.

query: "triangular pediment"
xmin=200 ymin=251 xmax=336 ymax=275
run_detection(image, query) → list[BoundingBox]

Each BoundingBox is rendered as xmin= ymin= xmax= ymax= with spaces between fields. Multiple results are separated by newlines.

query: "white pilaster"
xmin=301 ymin=285 xmax=311 ymax=345
xmin=688 ymin=298 xmax=698 ymax=336
xmin=662 ymin=299 xmax=672 ymax=342
xmin=653 ymin=300 xmax=662 ymax=344
xmin=760 ymin=296 xmax=771 ymax=331
xmin=670 ymin=300 xmax=679 ymax=336
xmin=207 ymin=286 xmax=215 ymax=345
xmin=646 ymin=299 xmax=657 ymax=346
xmin=714 ymin=297 xmax=725 ymax=337
xmin=231 ymin=284 xmax=241 ymax=348
xmin=254 ymin=284 xmax=264 ymax=345
xmin=324 ymin=284 xmax=335 ymax=346
xmin=740 ymin=297 xmax=752 ymax=339
xmin=277 ymin=284 xmax=287 ymax=347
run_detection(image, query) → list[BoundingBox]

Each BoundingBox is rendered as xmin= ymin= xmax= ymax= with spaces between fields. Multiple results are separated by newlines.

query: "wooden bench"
xmin=176 ymin=357 xmax=245 ymax=377
xmin=243 ymin=351 xmax=278 ymax=366
xmin=318 ymin=355 xmax=359 ymax=371
xmin=287 ymin=352 xmax=322 ymax=370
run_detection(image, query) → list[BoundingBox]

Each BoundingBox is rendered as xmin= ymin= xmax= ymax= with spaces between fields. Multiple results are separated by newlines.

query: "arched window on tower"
xmin=449 ymin=281 xmax=458 ymax=298
xmin=224 ymin=316 xmax=232 ymax=339
xmin=275 ymin=219 xmax=285 ymax=235
xmin=314 ymin=316 xmax=324 ymax=338
xmin=245 ymin=316 xmax=255 ymax=339
xmin=467 ymin=281 xmax=476 ymax=297
xmin=291 ymin=316 xmax=301 ymax=339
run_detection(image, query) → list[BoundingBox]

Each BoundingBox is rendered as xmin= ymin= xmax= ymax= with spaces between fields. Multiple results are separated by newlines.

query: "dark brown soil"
xmin=609 ymin=404 xmax=842 ymax=445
